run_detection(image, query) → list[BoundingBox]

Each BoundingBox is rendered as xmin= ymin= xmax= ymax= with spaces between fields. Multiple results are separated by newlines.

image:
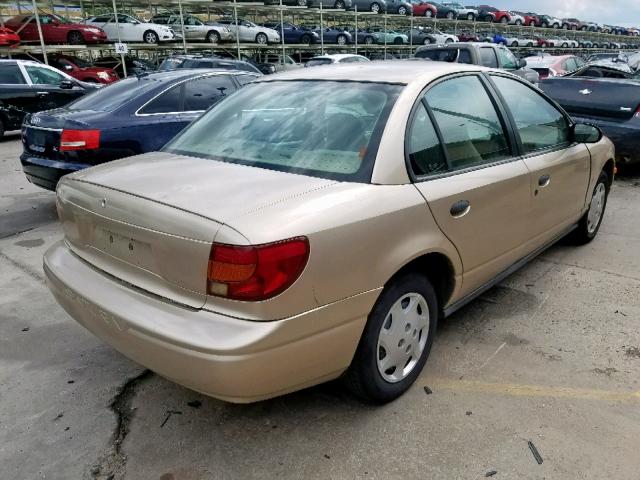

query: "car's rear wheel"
xmin=256 ymin=32 xmax=268 ymax=44
xmin=67 ymin=31 xmax=84 ymax=45
xmin=529 ymin=20 xmax=536 ymax=26
xmin=365 ymin=36 xmax=374 ymax=44
xmin=500 ymin=16 xmax=508 ymax=24
xmin=467 ymin=13 xmax=474 ymax=21
xmin=512 ymin=41 xmax=519 ymax=47
xmin=334 ymin=0 xmax=346 ymax=8
xmin=143 ymin=30 xmax=159 ymax=44
xmin=515 ymin=19 xmax=522 ymax=25
xmin=336 ymin=34 xmax=347 ymax=45
xmin=301 ymin=33 xmax=312 ymax=45
xmin=422 ymin=37 xmax=430 ymax=45
xmin=570 ymin=171 xmax=609 ymax=245
xmin=445 ymin=37 xmax=453 ymax=43
xmin=446 ymin=11 xmax=454 ymax=19
xmin=343 ymin=273 xmax=438 ymax=403
xmin=562 ymin=42 xmax=568 ymax=47
xmin=206 ymin=30 xmax=221 ymax=43
xmin=398 ymin=6 xmax=408 ymax=15
xmin=425 ymin=9 xmax=433 ymax=17
xmin=370 ymin=2 xmax=380 ymax=13
xmin=541 ymin=22 xmax=548 ymax=28
xmin=393 ymin=36 xmax=403 ymax=44
xmin=297 ymin=0 xmax=306 ymax=5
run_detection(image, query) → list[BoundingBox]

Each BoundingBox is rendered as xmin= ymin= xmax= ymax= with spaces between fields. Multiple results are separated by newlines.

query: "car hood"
xmin=67 ymin=151 xmax=339 ymax=225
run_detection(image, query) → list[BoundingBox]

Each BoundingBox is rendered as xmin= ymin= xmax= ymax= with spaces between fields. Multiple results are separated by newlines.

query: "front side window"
xmin=407 ymin=103 xmax=447 ymax=176
xmin=491 ymin=75 xmax=569 ymax=153
xmin=496 ymin=47 xmax=518 ymax=69
xmin=183 ymin=75 xmax=235 ymax=111
xmin=25 ymin=66 xmax=64 ymax=85
xmin=425 ymin=75 xmax=510 ymax=171
xmin=165 ymin=81 xmax=402 ymax=182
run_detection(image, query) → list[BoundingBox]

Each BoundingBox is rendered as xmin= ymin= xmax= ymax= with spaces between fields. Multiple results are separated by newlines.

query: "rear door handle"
xmin=538 ymin=174 xmax=551 ymax=187
xmin=450 ymin=200 xmax=471 ymax=218
xmin=36 ymin=91 xmax=49 ymax=96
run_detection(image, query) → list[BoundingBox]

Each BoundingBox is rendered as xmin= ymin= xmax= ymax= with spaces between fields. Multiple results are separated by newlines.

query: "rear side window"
xmin=425 ymin=75 xmax=510 ymax=171
xmin=0 ymin=65 xmax=26 ymax=84
xmin=415 ymin=49 xmax=458 ymax=62
xmin=183 ymin=76 xmax=235 ymax=111
xmin=407 ymin=103 xmax=447 ymax=175
xmin=491 ymin=75 xmax=569 ymax=153
xmin=479 ymin=48 xmax=498 ymax=68
xmin=140 ymin=83 xmax=182 ymax=114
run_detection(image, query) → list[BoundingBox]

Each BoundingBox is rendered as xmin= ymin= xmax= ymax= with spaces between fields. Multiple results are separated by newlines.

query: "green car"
xmin=368 ymin=28 xmax=408 ymax=45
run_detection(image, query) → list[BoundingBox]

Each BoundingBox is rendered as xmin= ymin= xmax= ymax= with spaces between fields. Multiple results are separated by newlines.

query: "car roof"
xmin=0 ymin=58 xmax=45 ymax=66
xmin=313 ymin=54 xmax=365 ymax=60
xmin=257 ymin=60 xmax=486 ymax=85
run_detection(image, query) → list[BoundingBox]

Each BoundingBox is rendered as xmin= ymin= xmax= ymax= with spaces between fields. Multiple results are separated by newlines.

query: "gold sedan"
xmin=44 ymin=62 xmax=615 ymax=403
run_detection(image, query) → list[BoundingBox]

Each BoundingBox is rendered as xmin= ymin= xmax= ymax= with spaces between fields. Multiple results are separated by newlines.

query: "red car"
xmin=477 ymin=5 xmax=511 ymax=23
xmin=411 ymin=1 xmax=438 ymax=17
xmin=6 ymin=14 xmax=107 ymax=45
xmin=0 ymin=26 xmax=20 ymax=47
xmin=515 ymin=12 xmax=539 ymax=27
xmin=457 ymin=32 xmax=480 ymax=42
xmin=525 ymin=54 xmax=586 ymax=79
xmin=48 ymin=54 xmax=119 ymax=84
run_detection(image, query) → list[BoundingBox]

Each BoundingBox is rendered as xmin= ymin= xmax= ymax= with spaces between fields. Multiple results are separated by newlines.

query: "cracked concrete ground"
xmin=1 ymin=132 xmax=639 ymax=479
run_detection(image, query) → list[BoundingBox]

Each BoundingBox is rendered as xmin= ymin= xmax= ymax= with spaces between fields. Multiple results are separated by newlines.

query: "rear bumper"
xmin=572 ymin=115 xmax=640 ymax=164
xmin=44 ymin=241 xmax=378 ymax=403
xmin=20 ymin=153 xmax=90 ymax=191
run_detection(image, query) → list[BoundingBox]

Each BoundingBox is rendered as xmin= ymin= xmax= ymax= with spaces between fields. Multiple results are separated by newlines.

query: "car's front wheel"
xmin=143 ymin=30 xmax=159 ymax=44
xmin=370 ymin=2 xmax=380 ymax=13
xmin=398 ymin=5 xmax=408 ymax=15
xmin=67 ymin=31 xmax=85 ymax=45
xmin=255 ymin=32 xmax=268 ymax=44
xmin=467 ymin=13 xmax=474 ymax=21
xmin=336 ymin=34 xmax=347 ymax=45
xmin=206 ymin=30 xmax=221 ymax=43
xmin=570 ymin=171 xmax=610 ymax=245
xmin=425 ymin=9 xmax=433 ymax=17
xmin=344 ymin=273 xmax=438 ymax=403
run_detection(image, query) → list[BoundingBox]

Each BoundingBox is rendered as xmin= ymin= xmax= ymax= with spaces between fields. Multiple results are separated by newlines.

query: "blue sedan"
xmin=21 ymin=69 xmax=259 ymax=191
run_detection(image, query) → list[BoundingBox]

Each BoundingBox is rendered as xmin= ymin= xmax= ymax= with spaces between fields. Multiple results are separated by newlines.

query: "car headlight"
xmin=84 ymin=28 xmax=101 ymax=34
xmin=97 ymin=71 xmax=110 ymax=79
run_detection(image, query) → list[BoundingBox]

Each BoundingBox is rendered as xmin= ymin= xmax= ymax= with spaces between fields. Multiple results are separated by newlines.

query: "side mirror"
xmin=517 ymin=58 xmax=527 ymax=68
xmin=59 ymin=79 xmax=75 ymax=89
xmin=572 ymin=122 xmax=602 ymax=144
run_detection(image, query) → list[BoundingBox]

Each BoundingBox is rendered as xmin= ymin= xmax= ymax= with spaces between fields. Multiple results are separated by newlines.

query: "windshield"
xmin=306 ymin=58 xmax=333 ymax=67
xmin=68 ymin=76 xmax=164 ymax=112
xmin=158 ymin=57 xmax=187 ymax=71
xmin=165 ymin=81 xmax=403 ymax=182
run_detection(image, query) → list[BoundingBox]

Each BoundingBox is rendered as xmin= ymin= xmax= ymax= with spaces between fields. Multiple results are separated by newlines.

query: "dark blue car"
xmin=21 ymin=69 xmax=259 ymax=190
xmin=262 ymin=22 xmax=320 ymax=44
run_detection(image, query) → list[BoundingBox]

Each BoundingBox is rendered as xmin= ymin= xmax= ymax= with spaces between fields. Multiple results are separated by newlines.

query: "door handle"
xmin=36 ymin=91 xmax=49 ymax=96
xmin=538 ymin=174 xmax=551 ymax=187
xmin=450 ymin=200 xmax=471 ymax=218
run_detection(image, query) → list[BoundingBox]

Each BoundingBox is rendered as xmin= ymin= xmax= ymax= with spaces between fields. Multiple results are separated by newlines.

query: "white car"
xmin=540 ymin=16 xmax=563 ymax=29
xmin=305 ymin=54 xmax=370 ymax=67
xmin=152 ymin=14 xmax=232 ymax=43
xmin=85 ymin=13 xmax=177 ymax=43
xmin=505 ymin=37 xmax=535 ymax=47
xmin=441 ymin=2 xmax=477 ymax=21
xmin=215 ymin=18 xmax=280 ymax=44
xmin=427 ymin=29 xmax=458 ymax=44
xmin=558 ymin=37 xmax=579 ymax=48
xmin=508 ymin=12 xmax=525 ymax=25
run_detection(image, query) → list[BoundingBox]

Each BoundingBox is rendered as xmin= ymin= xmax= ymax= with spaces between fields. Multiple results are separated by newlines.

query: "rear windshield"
xmin=68 ymin=76 xmax=164 ymax=112
xmin=415 ymin=49 xmax=471 ymax=64
xmin=306 ymin=58 xmax=333 ymax=67
xmin=165 ymin=80 xmax=403 ymax=182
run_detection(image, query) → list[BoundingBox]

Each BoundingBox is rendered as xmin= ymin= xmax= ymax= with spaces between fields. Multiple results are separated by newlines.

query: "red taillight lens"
xmin=207 ymin=237 xmax=309 ymax=301
xmin=60 ymin=129 xmax=100 ymax=151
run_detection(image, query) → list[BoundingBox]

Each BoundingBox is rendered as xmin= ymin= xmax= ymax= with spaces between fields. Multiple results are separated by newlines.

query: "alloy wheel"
xmin=587 ymin=183 xmax=606 ymax=234
xmin=398 ymin=6 xmax=407 ymax=15
xmin=371 ymin=2 xmax=380 ymax=13
xmin=376 ymin=293 xmax=430 ymax=383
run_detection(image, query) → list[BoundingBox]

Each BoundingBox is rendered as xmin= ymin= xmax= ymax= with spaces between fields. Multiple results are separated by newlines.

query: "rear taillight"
xmin=60 ymin=129 xmax=100 ymax=151
xmin=207 ymin=237 xmax=309 ymax=301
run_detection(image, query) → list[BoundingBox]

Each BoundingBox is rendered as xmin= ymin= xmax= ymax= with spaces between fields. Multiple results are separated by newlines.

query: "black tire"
xmin=67 ymin=31 xmax=84 ymax=45
xmin=562 ymin=42 xmax=568 ymax=48
xmin=446 ymin=11 xmax=454 ymax=19
xmin=143 ymin=30 xmax=159 ymax=44
xmin=297 ymin=0 xmax=306 ymax=5
xmin=343 ymin=273 xmax=438 ymax=403
xmin=541 ymin=22 xmax=548 ymax=28
xmin=445 ymin=38 xmax=454 ymax=43
xmin=467 ymin=13 xmax=474 ymax=21
xmin=570 ymin=171 xmax=610 ymax=245
xmin=255 ymin=32 xmax=268 ymax=44
xmin=370 ymin=2 xmax=381 ymax=13
xmin=364 ymin=35 xmax=374 ymax=44
xmin=422 ymin=37 xmax=430 ymax=45
xmin=336 ymin=34 xmax=347 ymax=45
xmin=529 ymin=20 xmax=536 ymax=27
xmin=500 ymin=16 xmax=508 ymax=24
xmin=206 ymin=30 xmax=221 ymax=44
xmin=515 ymin=19 xmax=522 ymax=25
xmin=301 ymin=33 xmax=312 ymax=45
xmin=512 ymin=41 xmax=519 ymax=47
xmin=398 ymin=5 xmax=408 ymax=15
xmin=334 ymin=0 xmax=345 ymax=8
xmin=425 ymin=9 xmax=433 ymax=17
xmin=0 ymin=118 xmax=5 ymax=141
xmin=393 ymin=36 xmax=403 ymax=45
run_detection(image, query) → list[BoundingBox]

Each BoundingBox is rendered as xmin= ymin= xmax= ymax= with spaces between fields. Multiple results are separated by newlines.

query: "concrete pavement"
xmin=1 ymin=132 xmax=638 ymax=479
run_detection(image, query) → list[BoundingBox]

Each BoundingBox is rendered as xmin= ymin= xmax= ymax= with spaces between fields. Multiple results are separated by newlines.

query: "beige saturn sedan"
xmin=44 ymin=62 xmax=614 ymax=403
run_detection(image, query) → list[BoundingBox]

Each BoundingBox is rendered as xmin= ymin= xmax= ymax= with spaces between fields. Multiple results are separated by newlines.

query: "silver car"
xmin=160 ymin=15 xmax=233 ymax=43
xmin=216 ymin=18 xmax=280 ymax=44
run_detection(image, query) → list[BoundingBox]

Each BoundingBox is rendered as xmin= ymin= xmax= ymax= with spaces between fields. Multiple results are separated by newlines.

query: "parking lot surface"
xmin=1 ymin=132 xmax=639 ymax=479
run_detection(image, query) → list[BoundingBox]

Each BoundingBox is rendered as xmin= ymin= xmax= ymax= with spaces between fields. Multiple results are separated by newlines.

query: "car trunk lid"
xmin=57 ymin=152 xmax=337 ymax=308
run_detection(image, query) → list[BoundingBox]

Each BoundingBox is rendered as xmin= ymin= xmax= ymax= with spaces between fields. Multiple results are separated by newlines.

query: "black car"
xmin=430 ymin=2 xmax=459 ymax=19
xmin=158 ymin=55 xmax=262 ymax=74
xmin=0 ymin=59 xmax=98 ymax=139
xmin=540 ymin=68 xmax=640 ymax=165
xmin=20 ymin=69 xmax=259 ymax=190
xmin=92 ymin=55 xmax=157 ymax=78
